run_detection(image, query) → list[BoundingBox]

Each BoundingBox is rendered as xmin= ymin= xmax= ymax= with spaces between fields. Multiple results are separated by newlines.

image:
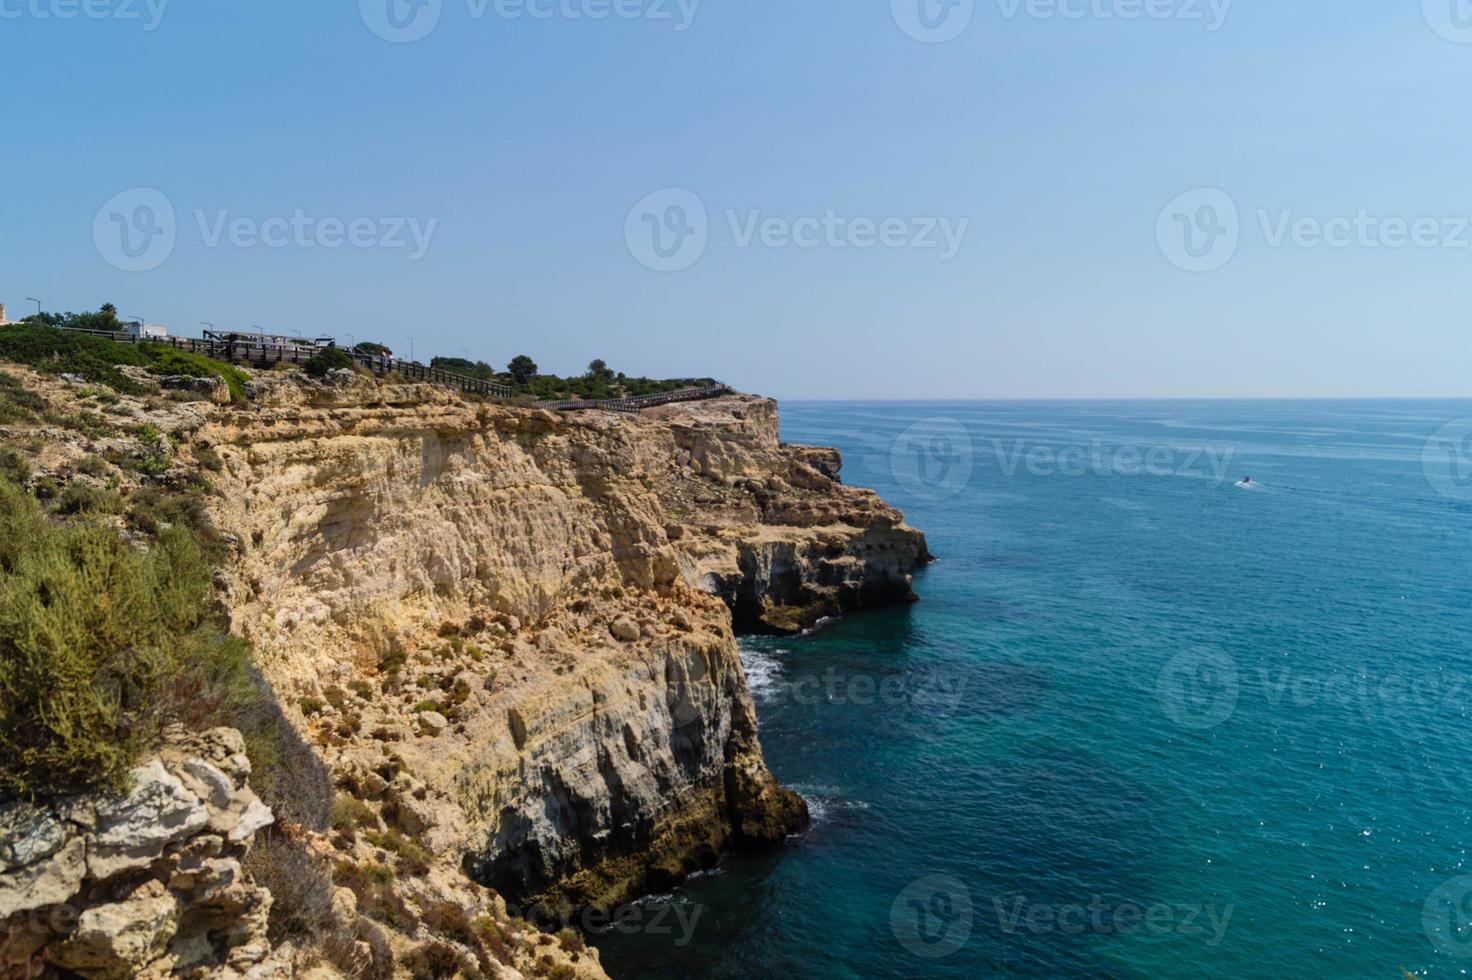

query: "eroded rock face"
xmin=194 ymin=379 xmax=924 ymax=912
xmin=0 ymin=729 xmax=285 ymax=980
xmin=647 ymin=396 xmax=931 ymax=633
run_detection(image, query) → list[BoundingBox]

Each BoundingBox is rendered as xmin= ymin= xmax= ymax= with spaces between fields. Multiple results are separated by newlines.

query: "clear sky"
xmin=3 ymin=1 xmax=1469 ymax=399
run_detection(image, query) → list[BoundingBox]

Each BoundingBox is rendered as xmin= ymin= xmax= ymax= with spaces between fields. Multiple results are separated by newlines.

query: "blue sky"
xmin=3 ymin=1 xmax=1469 ymax=398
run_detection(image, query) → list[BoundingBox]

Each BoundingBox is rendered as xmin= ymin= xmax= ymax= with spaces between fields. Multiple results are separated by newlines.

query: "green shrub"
xmin=76 ymin=456 xmax=109 ymax=477
xmin=0 ymin=322 xmax=248 ymax=403
xmin=405 ymin=941 xmax=464 ymax=979
xmin=363 ymin=828 xmax=433 ymax=874
xmin=330 ymin=793 xmax=380 ymax=834
xmin=0 ymin=448 xmax=31 ymax=484
xmin=143 ymin=346 xmax=248 ymax=402
xmin=0 ymin=323 xmax=149 ymax=392
xmin=0 ymin=371 xmax=47 ymax=423
xmin=0 ymin=477 xmax=256 ymax=799
xmin=304 ymin=348 xmax=356 ymax=378
xmin=334 ymin=859 xmax=413 ymax=927
xmin=131 ymin=421 xmax=163 ymax=442
xmin=51 ymin=482 xmax=122 ymax=516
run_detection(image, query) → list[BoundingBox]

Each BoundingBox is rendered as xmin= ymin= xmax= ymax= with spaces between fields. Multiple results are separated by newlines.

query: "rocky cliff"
xmin=0 ymin=364 xmax=928 ymax=976
xmin=198 ymin=375 xmax=927 ymax=915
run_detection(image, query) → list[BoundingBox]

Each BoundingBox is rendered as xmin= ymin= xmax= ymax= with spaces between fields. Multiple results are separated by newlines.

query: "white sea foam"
xmin=791 ymin=785 xmax=871 ymax=826
xmin=800 ymin=616 xmax=837 ymax=637
xmin=739 ymin=645 xmax=785 ymax=702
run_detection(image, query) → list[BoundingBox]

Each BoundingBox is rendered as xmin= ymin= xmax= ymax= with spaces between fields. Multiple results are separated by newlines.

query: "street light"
xmin=25 ymin=298 xmax=41 ymax=317
xmin=405 ymin=337 xmax=415 ymax=363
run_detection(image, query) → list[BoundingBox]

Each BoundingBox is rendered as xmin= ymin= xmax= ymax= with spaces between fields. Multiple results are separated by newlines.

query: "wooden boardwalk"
xmin=33 ymin=326 xmax=729 ymax=413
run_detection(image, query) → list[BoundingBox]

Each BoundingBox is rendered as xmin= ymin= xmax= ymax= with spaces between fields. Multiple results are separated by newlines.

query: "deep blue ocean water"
xmin=594 ymin=400 xmax=1472 ymax=979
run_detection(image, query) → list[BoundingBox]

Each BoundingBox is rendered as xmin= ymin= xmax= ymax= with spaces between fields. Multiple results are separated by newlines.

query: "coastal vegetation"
xmin=1 ymin=311 xmax=248 ymax=401
xmin=0 ymin=475 xmax=271 ymax=799
xmin=428 ymin=352 xmax=717 ymax=400
xmin=4 ymin=308 xmax=712 ymax=406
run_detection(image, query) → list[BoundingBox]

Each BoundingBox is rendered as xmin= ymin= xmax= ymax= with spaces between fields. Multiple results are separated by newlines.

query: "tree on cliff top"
xmin=507 ymin=355 xmax=538 ymax=386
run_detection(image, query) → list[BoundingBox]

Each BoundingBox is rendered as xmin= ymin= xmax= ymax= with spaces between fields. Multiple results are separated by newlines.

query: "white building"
xmin=0 ymin=303 xmax=14 ymax=326
xmin=123 ymin=321 xmax=169 ymax=340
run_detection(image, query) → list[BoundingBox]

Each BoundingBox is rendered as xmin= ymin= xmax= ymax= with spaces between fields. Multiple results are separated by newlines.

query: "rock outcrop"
xmin=195 ymin=376 xmax=926 ymax=913
xmin=0 ymin=729 xmax=284 ymax=979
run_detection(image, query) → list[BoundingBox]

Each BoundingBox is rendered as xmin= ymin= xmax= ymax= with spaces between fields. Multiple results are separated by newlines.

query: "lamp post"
xmin=25 ymin=298 xmax=41 ymax=317
xmin=405 ymin=337 xmax=415 ymax=364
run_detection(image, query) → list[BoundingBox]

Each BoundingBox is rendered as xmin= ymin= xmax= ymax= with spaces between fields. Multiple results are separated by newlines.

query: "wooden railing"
xmin=536 ymin=385 xmax=732 ymax=414
xmin=28 ymin=325 xmax=728 ymax=412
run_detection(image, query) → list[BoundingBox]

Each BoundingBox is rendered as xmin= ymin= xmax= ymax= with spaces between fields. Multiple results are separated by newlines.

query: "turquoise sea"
xmin=594 ymin=400 xmax=1472 ymax=979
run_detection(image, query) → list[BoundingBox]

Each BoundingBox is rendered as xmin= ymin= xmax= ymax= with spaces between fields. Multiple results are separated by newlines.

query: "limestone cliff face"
xmin=644 ymin=396 xmax=930 ymax=633
xmin=195 ymin=374 xmax=927 ymax=913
